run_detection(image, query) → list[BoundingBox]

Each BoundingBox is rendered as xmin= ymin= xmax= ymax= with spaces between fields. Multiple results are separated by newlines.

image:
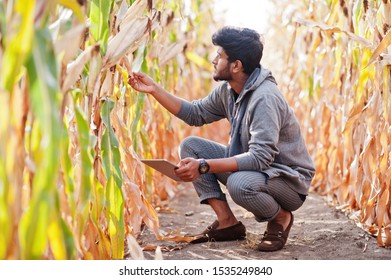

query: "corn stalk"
xmin=267 ymin=0 xmax=391 ymax=246
xmin=0 ymin=0 xmax=218 ymax=259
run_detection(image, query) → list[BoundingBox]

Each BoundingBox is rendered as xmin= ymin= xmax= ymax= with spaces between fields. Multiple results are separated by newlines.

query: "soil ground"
xmin=136 ymin=183 xmax=390 ymax=260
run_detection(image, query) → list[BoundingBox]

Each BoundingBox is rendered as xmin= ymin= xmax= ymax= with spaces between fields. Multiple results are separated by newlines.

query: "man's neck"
xmin=228 ymin=73 xmax=250 ymax=95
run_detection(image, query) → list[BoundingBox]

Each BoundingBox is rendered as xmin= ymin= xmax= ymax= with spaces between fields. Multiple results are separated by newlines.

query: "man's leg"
xmin=179 ymin=136 xmax=239 ymax=229
xmin=207 ymin=198 xmax=238 ymax=229
xmin=226 ymin=171 xmax=305 ymax=221
xmin=227 ymin=171 xmax=305 ymax=250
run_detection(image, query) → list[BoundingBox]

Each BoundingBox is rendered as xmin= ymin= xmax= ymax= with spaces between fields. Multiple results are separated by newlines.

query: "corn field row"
xmin=0 ymin=0 xmax=225 ymax=259
xmin=266 ymin=0 xmax=391 ymax=246
xmin=1 ymin=0 xmax=390 ymax=260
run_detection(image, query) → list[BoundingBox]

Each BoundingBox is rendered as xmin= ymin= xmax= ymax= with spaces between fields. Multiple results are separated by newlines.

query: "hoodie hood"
xmin=229 ymin=65 xmax=277 ymax=104
xmin=225 ymin=66 xmax=277 ymax=157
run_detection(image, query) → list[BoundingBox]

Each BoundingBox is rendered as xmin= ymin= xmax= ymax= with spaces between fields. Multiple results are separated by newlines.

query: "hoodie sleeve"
xmin=175 ymin=84 xmax=229 ymax=126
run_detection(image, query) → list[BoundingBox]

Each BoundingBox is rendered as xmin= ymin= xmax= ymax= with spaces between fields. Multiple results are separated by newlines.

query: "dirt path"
xmin=137 ymin=183 xmax=390 ymax=260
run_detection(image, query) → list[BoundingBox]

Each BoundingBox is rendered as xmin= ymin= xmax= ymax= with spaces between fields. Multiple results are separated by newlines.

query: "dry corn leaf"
xmin=54 ymin=24 xmax=86 ymax=65
xmin=376 ymin=188 xmax=389 ymax=234
xmin=296 ymin=18 xmax=372 ymax=47
xmin=380 ymin=53 xmax=391 ymax=65
xmin=156 ymin=229 xmax=199 ymax=243
xmin=103 ymin=17 xmax=150 ymax=69
xmin=158 ymin=234 xmax=198 ymax=243
xmin=87 ymin=45 xmax=102 ymax=94
xmin=366 ymin=31 xmax=391 ymax=67
xmin=120 ymin=0 xmax=149 ymax=26
xmin=143 ymin=244 xmax=186 ymax=252
xmin=158 ymin=40 xmax=187 ymax=67
xmin=126 ymin=234 xmax=145 ymax=260
xmin=154 ymin=246 xmax=163 ymax=260
xmin=114 ymin=0 xmax=130 ymax=32
xmin=62 ymin=45 xmax=96 ymax=92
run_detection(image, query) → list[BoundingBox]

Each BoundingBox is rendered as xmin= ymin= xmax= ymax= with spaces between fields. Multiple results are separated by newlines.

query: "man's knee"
xmin=227 ymin=173 xmax=279 ymax=220
xmin=226 ymin=173 xmax=253 ymax=205
xmin=179 ymin=136 xmax=201 ymax=159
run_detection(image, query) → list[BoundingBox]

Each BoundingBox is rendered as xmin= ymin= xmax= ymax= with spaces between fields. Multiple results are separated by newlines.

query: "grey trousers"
xmin=179 ymin=136 xmax=306 ymax=222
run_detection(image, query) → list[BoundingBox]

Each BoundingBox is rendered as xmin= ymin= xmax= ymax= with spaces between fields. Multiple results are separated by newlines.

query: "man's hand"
xmin=174 ymin=158 xmax=201 ymax=182
xmin=128 ymin=71 xmax=183 ymax=116
xmin=128 ymin=72 xmax=156 ymax=94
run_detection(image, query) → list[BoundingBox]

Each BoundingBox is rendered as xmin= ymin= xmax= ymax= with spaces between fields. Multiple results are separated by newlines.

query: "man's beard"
xmin=213 ymin=64 xmax=232 ymax=82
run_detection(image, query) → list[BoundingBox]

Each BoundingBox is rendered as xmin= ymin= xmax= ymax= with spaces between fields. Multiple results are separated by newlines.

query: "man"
xmin=128 ymin=26 xmax=315 ymax=252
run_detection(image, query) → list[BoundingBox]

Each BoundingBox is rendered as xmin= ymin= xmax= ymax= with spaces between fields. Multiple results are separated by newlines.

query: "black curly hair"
xmin=212 ymin=26 xmax=263 ymax=75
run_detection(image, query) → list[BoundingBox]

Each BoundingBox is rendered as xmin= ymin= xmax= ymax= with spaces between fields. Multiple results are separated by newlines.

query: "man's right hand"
xmin=127 ymin=71 xmax=183 ymax=115
xmin=128 ymin=72 xmax=157 ymax=94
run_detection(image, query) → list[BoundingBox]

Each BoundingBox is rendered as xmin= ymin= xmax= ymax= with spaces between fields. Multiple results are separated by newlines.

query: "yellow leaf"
xmin=366 ymin=31 xmax=391 ymax=67
xmin=58 ymin=0 xmax=85 ymax=22
xmin=48 ymin=220 xmax=66 ymax=260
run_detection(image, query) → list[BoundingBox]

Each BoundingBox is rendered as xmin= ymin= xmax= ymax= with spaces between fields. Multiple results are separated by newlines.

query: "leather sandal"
xmin=189 ymin=220 xmax=246 ymax=244
xmin=257 ymin=212 xmax=294 ymax=252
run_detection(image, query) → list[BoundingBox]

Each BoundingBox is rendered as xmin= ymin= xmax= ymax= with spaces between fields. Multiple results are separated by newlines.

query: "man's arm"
xmin=128 ymin=72 xmax=185 ymax=115
xmin=174 ymin=157 xmax=238 ymax=182
xmin=129 ymin=72 xmax=235 ymax=182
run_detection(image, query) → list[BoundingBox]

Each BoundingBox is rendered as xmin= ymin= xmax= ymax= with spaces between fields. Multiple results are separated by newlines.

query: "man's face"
xmin=212 ymin=48 xmax=232 ymax=82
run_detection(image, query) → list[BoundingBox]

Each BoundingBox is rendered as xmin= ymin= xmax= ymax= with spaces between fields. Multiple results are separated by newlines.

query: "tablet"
xmin=141 ymin=159 xmax=182 ymax=181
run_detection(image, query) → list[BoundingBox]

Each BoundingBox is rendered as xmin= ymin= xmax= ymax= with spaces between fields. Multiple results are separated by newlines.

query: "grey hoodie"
xmin=176 ymin=66 xmax=315 ymax=195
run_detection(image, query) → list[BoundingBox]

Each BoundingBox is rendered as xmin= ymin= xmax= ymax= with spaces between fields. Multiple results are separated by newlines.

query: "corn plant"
xmin=0 ymin=0 xmax=220 ymax=259
xmin=266 ymin=0 xmax=391 ymax=246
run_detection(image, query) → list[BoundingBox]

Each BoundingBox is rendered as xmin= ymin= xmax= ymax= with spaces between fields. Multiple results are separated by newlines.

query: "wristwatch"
xmin=198 ymin=159 xmax=210 ymax=174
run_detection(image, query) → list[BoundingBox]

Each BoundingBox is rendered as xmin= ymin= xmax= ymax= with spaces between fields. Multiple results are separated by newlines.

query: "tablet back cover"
xmin=141 ymin=159 xmax=181 ymax=181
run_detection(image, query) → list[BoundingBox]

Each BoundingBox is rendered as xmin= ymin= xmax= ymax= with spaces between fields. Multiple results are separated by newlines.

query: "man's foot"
xmin=189 ymin=220 xmax=246 ymax=244
xmin=257 ymin=211 xmax=294 ymax=252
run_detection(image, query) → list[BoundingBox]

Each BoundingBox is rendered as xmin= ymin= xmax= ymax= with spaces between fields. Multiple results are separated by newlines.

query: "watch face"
xmin=199 ymin=160 xmax=209 ymax=174
xmin=200 ymin=165 xmax=208 ymax=173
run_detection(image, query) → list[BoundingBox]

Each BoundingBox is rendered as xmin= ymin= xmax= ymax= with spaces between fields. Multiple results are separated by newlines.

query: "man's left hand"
xmin=174 ymin=158 xmax=201 ymax=182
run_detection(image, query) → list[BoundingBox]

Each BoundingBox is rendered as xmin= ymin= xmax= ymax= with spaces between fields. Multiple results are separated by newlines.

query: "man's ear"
xmin=232 ymin=60 xmax=243 ymax=73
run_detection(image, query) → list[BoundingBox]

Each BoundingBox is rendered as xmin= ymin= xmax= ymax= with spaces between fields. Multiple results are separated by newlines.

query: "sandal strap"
xmin=262 ymin=230 xmax=283 ymax=240
xmin=264 ymin=234 xmax=283 ymax=241
xmin=204 ymin=220 xmax=219 ymax=233
xmin=257 ymin=212 xmax=294 ymax=252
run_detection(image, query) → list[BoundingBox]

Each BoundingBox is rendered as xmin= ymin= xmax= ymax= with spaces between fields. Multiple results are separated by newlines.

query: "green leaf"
xmin=0 ymin=0 xmax=35 ymax=93
xmin=48 ymin=194 xmax=75 ymax=260
xmin=131 ymin=93 xmax=145 ymax=151
xmin=89 ymin=0 xmax=112 ymax=54
xmin=60 ymin=217 xmax=77 ymax=259
xmin=0 ymin=2 xmax=6 ymax=41
xmin=73 ymin=105 xmax=95 ymax=254
xmin=75 ymin=106 xmax=94 ymax=204
xmin=100 ymin=98 xmax=124 ymax=259
xmin=19 ymin=27 xmax=62 ymax=259
xmin=60 ymin=126 xmax=76 ymax=218
xmin=18 ymin=192 xmax=50 ymax=259
xmin=0 ymin=157 xmax=11 ymax=259
xmin=106 ymin=176 xmax=124 ymax=259
xmin=90 ymin=181 xmax=111 ymax=259
xmin=101 ymin=98 xmax=122 ymax=187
